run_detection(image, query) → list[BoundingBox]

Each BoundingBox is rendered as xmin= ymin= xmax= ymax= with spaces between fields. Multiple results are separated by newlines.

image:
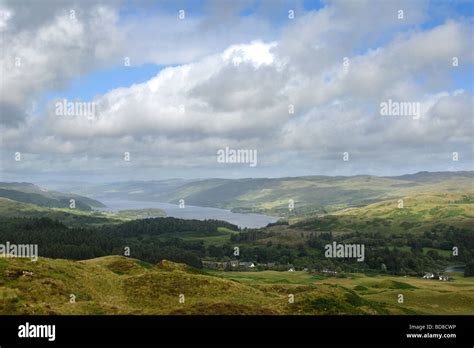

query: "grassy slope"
xmin=294 ymin=192 xmax=474 ymax=234
xmin=0 ymin=256 xmax=278 ymax=315
xmin=1 ymin=255 xmax=457 ymax=315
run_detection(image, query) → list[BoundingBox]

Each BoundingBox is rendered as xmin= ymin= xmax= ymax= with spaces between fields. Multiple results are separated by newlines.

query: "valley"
xmin=0 ymin=171 xmax=473 ymax=315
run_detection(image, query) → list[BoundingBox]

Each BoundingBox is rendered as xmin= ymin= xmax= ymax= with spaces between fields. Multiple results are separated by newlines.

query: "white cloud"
xmin=0 ymin=3 xmax=124 ymax=126
xmin=1 ymin=0 xmax=472 ymax=180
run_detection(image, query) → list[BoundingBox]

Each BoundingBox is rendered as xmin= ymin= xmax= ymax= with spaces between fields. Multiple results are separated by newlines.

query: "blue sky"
xmin=41 ymin=64 xmax=166 ymax=103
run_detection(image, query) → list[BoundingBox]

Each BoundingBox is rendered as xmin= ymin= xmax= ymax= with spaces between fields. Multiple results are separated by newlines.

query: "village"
xmin=202 ymin=260 xmax=343 ymax=276
xmin=203 ymin=260 xmax=279 ymax=271
xmin=203 ymin=260 xmax=452 ymax=282
xmin=203 ymin=260 xmax=301 ymax=272
xmin=422 ymin=272 xmax=450 ymax=282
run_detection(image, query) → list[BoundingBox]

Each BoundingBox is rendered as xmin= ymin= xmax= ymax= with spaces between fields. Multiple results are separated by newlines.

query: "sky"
xmin=0 ymin=0 xmax=473 ymax=182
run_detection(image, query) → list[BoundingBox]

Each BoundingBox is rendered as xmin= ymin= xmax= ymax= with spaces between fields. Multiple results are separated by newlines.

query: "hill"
xmin=0 ymin=197 xmax=120 ymax=226
xmin=161 ymin=172 xmax=472 ymax=216
xmin=0 ymin=182 xmax=105 ymax=211
xmin=226 ymin=191 xmax=473 ymax=274
xmin=294 ymin=192 xmax=474 ymax=234
xmin=388 ymin=171 xmax=474 ymax=183
xmin=54 ymin=171 xmax=473 ymax=217
xmin=3 ymin=255 xmax=471 ymax=315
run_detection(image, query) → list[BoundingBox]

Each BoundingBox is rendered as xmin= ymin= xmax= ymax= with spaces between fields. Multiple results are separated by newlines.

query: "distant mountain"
xmin=0 ymin=182 xmax=105 ymax=211
xmin=44 ymin=171 xmax=473 ymax=217
xmin=42 ymin=179 xmax=193 ymax=202
xmin=152 ymin=172 xmax=473 ymax=214
xmin=388 ymin=171 xmax=474 ymax=183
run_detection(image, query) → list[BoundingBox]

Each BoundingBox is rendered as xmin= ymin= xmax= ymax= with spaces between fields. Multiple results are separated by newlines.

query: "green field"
xmin=116 ymin=208 xmax=167 ymax=219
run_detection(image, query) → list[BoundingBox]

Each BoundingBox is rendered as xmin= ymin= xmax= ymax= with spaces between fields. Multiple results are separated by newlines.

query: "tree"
xmin=464 ymin=261 xmax=474 ymax=277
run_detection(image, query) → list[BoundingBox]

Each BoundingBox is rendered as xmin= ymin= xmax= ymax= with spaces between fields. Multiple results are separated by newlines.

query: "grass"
xmin=211 ymin=271 xmax=474 ymax=315
xmin=0 ymin=256 xmax=280 ymax=315
xmin=5 ymin=256 xmax=471 ymax=315
xmin=209 ymin=270 xmax=326 ymax=285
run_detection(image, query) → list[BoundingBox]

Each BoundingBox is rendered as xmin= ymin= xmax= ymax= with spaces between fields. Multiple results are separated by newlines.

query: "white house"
xmin=422 ymin=272 xmax=434 ymax=279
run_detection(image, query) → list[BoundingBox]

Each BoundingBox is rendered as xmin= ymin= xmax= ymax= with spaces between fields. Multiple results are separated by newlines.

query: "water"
xmin=444 ymin=265 xmax=465 ymax=273
xmin=98 ymin=199 xmax=279 ymax=229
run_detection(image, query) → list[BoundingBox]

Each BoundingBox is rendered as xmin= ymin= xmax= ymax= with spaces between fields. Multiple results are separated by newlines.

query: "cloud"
xmin=0 ymin=2 xmax=124 ymax=126
xmin=0 ymin=0 xmax=472 ymax=180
